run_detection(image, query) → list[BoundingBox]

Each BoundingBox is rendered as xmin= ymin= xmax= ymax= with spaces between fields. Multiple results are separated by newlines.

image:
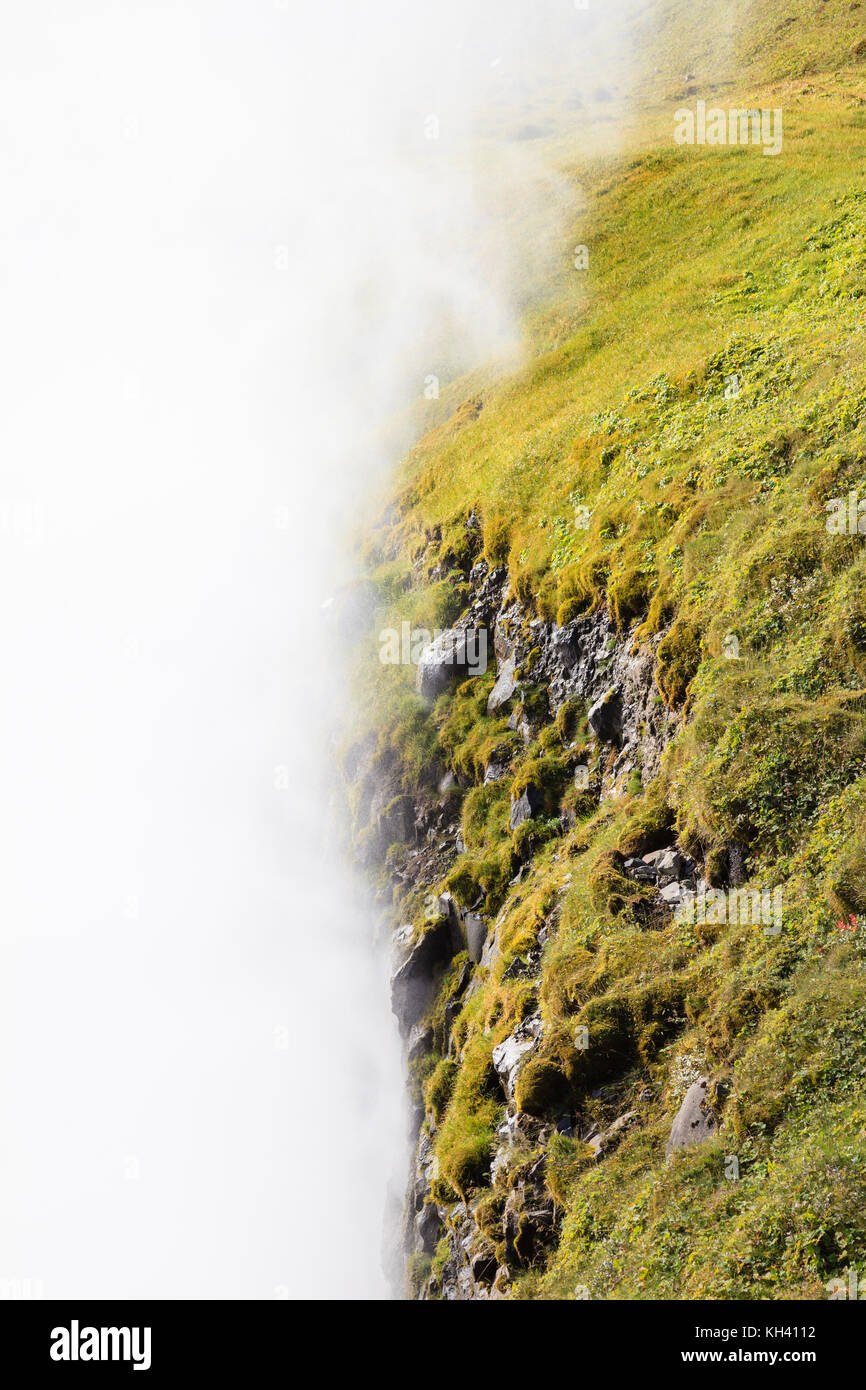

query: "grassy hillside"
xmin=345 ymin=0 xmax=866 ymax=1299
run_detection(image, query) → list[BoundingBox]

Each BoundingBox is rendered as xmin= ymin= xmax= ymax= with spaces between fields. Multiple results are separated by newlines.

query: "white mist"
xmin=0 ymin=1 xmax=632 ymax=1299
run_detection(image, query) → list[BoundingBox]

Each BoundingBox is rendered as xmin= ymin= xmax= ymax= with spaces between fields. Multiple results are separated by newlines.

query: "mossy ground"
xmin=347 ymin=1 xmax=866 ymax=1299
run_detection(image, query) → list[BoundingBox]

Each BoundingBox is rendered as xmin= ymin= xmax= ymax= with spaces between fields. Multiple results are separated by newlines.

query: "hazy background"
xmin=0 ymin=1 xmax=633 ymax=1298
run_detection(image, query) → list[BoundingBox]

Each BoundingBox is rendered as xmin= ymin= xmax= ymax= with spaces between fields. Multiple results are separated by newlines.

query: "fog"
xmin=0 ymin=2 xmax=633 ymax=1299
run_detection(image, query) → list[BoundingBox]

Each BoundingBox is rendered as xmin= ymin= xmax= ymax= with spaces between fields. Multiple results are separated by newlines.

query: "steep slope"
xmin=342 ymin=0 xmax=866 ymax=1299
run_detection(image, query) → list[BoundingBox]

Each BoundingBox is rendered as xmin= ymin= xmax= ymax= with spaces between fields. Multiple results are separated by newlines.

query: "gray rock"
xmin=589 ymin=1109 xmax=639 ymax=1157
xmin=464 ymin=912 xmax=488 ymax=964
xmin=490 ymin=1144 xmax=512 ymax=1188
xmin=508 ymin=709 xmax=534 ymax=745
xmin=483 ymin=759 xmax=508 ymax=784
xmin=634 ymin=865 xmax=659 ymax=883
xmin=665 ymin=1077 xmax=719 ymax=1158
xmin=432 ymin=891 xmax=465 ymax=954
xmin=491 ymin=1012 xmax=543 ymax=1100
xmin=407 ymin=1021 xmax=433 ymax=1065
xmin=624 ymin=856 xmax=657 ymax=882
xmin=392 ymin=922 xmax=413 ymax=948
xmin=415 ymin=1131 xmax=438 ymax=1191
xmin=416 ymin=627 xmax=486 ymax=702
xmin=416 ymin=1201 xmax=444 ymax=1254
xmin=501 ymin=955 xmax=530 ymax=983
xmin=660 ymin=880 xmax=694 ymax=909
xmin=728 ymin=842 xmax=748 ymax=887
xmin=509 ymin=784 xmax=545 ymax=830
xmin=504 ymin=1185 xmax=556 ymax=1268
xmin=587 ymin=687 xmax=622 ymax=744
xmin=469 ymin=1245 xmax=499 ymax=1285
xmin=655 ymin=847 xmax=686 ymax=886
xmin=487 ymin=655 xmax=518 ymax=713
xmin=479 ymin=917 xmax=503 ymax=972
xmin=533 ymin=607 xmax=677 ymax=799
xmin=390 ymin=917 xmax=454 ymax=1035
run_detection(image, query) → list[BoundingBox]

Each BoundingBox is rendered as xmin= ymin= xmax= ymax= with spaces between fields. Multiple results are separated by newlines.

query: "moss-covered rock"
xmin=514 ymin=1057 xmax=570 ymax=1116
xmin=655 ymin=615 xmax=703 ymax=707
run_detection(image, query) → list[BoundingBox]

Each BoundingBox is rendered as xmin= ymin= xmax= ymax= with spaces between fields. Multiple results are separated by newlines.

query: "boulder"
xmin=624 ymin=856 xmax=658 ymax=883
xmin=407 ymin=1021 xmax=433 ymax=1065
xmin=415 ymin=1201 xmax=444 ymax=1254
xmin=491 ymin=1012 xmax=543 ymax=1100
xmin=483 ymin=759 xmax=508 ymax=784
xmin=587 ymin=687 xmax=622 ymax=744
xmin=509 ymin=784 xmax=545 ymax=830
xmin=665 ymin=1077 xmax=719 ymax=1158
xmin=469 ymin=1245 xmax=499 ymax=1285
xmin=589 ymin=1109 xmax=639 ymax=1158
xmin=660 ymin=880 xmax=694 ymax=910
xmin=654 ymin=847 xmax=686 ymax=887
xmin=642 ymin=847 xmax=671 ymax=867
xmin=487 ymin=655 xmax=518 ymax=713
xmin=390 ymin=917 xmax=454 ymax=1035
xmin=416 ymin=627 xmax=486 ymax=702
xmin=464 ymin=913 xmax=488 ymax=964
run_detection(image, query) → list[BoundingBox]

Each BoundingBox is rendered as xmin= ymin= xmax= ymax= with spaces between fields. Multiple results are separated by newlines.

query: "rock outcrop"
xmin=416 ymin=625 xmax=487 ymax=702
xmin=346 ymin=549 xmax=691 ymax=1298
xmin=665 ymin=1078 xmax=719 ymax=1158
xmin=492 ymin=1013 xmax=543 ymax=1101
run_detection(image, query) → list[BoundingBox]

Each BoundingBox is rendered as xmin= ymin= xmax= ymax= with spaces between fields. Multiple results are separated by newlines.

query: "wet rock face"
xmin=666 ymin=1077 xmax=719 ymax=1158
